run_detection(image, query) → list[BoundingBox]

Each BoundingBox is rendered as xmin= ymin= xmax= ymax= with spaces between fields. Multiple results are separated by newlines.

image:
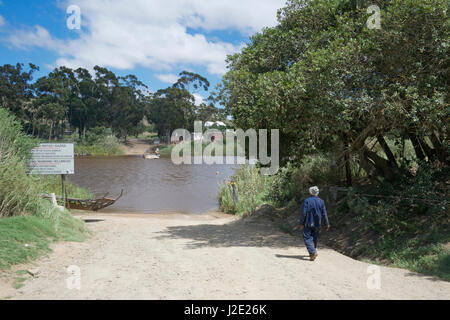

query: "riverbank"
xmin=119 ymin=138 xmax=156 ymax=155
xmin=217 ymin=164 xmax=450 ymax=281
xmin=0 ymin=211 xmax=449 ymax=300
xmin=254 ymin=202 xmax=450 ymax=282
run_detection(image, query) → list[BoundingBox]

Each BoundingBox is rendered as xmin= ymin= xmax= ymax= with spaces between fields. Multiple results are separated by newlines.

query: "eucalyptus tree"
xmin=0 ymin=63 xmax=39 ymax=125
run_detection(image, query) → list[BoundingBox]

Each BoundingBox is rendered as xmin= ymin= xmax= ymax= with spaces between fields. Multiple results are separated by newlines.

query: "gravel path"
xmin=1 ymin=212 xmax=449 ymax=300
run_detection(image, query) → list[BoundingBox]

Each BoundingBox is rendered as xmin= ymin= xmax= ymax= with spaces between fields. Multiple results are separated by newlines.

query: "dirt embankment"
xmin=120 ymin=138 xmax=166 ymax=156
xmin=0 ymin=211 xmax=448 ymax=300
xmin=120 ymin=139 xmax=153 ymax=155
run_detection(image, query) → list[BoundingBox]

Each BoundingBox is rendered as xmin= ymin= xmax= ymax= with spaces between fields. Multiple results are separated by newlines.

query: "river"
xmin=68 ymin=156 xmax=239 ymax=214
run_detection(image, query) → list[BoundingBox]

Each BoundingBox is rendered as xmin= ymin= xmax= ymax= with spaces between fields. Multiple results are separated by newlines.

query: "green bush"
xmin=0 ymin=108 xmax=89 ymax=270
xmin=75 ymin=127 xmax=123 ymax=156
xmin=218 ymin=165 xmax=270 ymax=217
xmin=339 ymin=162 xmax=449 ymax=280
xmin=84 ymin=126 xmax=108 ymax=145
xmin=267 ymin=154 xmax=344 ymax=206
xmin=0 ymin=108 xmax=40 ymax=217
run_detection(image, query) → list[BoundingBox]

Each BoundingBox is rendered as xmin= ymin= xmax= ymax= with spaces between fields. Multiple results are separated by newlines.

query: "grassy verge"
xmin=0 ymin=201 xmax=88 ymax=271
xmin=74 ymin=139 xmax=124 ymax=156
xmin=334 ymin=187 xmax=449 ymax=281
xmin=40 ymin=176 xmax=93 ymax=200
xmin=37 ymin=131 xmax=124 ymax=157
xmin=0 ymin=108 xmax=89 ymax=273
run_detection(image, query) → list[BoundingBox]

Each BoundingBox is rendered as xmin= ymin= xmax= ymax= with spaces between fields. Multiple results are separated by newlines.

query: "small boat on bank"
xmin=144 ymin=154 xmax=160 ymax=159
xmin=42 ymin=190 xmax=123 ymax=212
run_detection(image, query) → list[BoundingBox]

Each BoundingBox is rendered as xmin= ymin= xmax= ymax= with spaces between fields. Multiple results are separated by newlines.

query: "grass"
xmin=12 ymin=271 xmax=28 ymax=289
xmin=74 ymin=141 xmax=124 ymax=156
xmin=333 ymin=176 xmax=449 ymax=281
xmin=218 ymin=165 xmax=271 ymax=217
xmin=0 ymin=202 xmax=88 ymax=271
xmin=40 ymin=176 xmax=93 ymax=200
xmin=354 ymin=223 xmax=450 ymax=281
xmin=36 ymin=135 xmax=124 ymax=157
xmin=0 ymin=109 xmax=89 ymax=277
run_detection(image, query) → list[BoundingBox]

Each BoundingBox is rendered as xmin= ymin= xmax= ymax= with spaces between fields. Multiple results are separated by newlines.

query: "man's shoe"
xmin=310 ymin=253 xmax=318 ymax=261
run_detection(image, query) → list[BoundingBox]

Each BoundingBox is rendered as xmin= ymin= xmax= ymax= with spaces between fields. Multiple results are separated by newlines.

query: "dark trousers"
xmin=303 ymin=227 xmax=320 ymax=255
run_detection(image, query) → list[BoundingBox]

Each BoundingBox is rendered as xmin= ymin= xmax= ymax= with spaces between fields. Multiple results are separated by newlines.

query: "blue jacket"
xmin=301 ymin=196 xmax=329 ymax=228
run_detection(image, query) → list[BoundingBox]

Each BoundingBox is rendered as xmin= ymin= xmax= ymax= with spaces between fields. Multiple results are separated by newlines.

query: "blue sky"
xmin=0 ymin=0 xmax=285 ymax=100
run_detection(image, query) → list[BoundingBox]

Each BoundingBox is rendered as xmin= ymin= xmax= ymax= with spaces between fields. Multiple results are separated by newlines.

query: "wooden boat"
xmin=42 ymin=190 xmax=123 ymax=212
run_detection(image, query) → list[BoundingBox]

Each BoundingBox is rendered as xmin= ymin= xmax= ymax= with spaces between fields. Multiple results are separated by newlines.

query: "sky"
xmin=0 ymin=0 xmax=286 ymax=102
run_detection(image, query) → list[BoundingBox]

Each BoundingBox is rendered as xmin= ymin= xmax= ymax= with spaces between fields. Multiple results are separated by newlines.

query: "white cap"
xmin=309 ymin=186 xmax=319 ymax=196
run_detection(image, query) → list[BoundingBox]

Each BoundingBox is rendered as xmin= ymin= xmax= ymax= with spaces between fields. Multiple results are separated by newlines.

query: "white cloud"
xmin=7 ymin=25 xmax=63 ymax=50
xmin=5 ymin=0 xmax=285 ymax=76
xmin=193 ymin=93 xmax=205 ymax=106
xmin=0 ymin=15 xmax=5 ymax=27
xmin=156 ymin=73 xmax=180 ymax=84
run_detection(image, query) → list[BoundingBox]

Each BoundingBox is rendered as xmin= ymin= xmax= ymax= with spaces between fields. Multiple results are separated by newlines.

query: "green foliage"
xmin=218 ymin=165 xmax=271 ymax=217
xmin=0 ymin=108 xmax=40 ymax=217
xmin=267 ymin=155 xmax=347 ymax=206
xmin=339 ymin=161 xmax=449 ymax=280
xmin=40 ymin=176 xmax=93 ymax=200
xmin=218 ymin=0 xmax=449 ymax=182
xmin=74 ymin=126 xmax=123 ymax=156
xmin=0 ymin=109 xmax=88 ymax=270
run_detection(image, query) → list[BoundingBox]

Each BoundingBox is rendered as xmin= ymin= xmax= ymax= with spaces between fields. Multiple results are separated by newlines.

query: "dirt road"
xmin=120 ymin=138 xmax=153 ymax=155
xmin=1 ymin=212 xmax=449 ymax=300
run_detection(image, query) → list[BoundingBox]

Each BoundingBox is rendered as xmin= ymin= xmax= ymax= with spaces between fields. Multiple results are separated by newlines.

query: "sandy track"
xmin=1 ymin=212 xmax=449 ymax=300
xmin=120 ymin=139 xmax=153 ymax=155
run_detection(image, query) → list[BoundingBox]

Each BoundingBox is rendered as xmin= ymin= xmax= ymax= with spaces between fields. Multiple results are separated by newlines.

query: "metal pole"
xmin=231 ymin=181 xmax=238 ymax=205
xmin=61 ymin=174 xmax=66 ymax=208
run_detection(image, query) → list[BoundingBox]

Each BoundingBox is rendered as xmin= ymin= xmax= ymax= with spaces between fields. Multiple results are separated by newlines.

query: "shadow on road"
xmin=155 ymin=216 xmax=304 ymax=250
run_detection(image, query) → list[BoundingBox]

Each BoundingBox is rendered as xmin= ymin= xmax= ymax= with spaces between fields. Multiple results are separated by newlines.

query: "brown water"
xmin=68 ymin=156 xmax=239 ymax=213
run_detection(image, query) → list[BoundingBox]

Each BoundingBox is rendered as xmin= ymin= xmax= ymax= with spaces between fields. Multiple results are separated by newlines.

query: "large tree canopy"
xmin=217 ymin=0 xmax=449 ymax=184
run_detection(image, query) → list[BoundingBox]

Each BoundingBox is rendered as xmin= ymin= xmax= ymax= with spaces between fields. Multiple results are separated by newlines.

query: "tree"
xmin=217 ymin=0 xmax=449 ymax=183
xmin=0 ymin=63 xmax=39 ymax=124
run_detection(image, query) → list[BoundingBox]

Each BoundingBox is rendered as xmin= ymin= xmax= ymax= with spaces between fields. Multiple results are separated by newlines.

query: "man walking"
xmin=299 ymin=186 xmax=330 ymax=261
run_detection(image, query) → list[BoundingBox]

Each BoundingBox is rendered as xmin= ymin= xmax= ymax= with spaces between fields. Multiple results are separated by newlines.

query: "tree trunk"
xmin=429 ymin=133 xmax=448 ymax=164
xmin=362 ymin=147 xmax=397 ymax=181
xmin=48 ymin=122 xmax=53 ymax=142
xmin=31 ymin=119 xmax=36 ymax=138
xmin=409 ymin=132 xmax=426 ymax=161
xmin=376 ymin=134 xmax=398 ymax=169
xmin=344 ymin=139 xmax=352 ymax=187
xmin=418 ymin=136 xmax=437 ymax=162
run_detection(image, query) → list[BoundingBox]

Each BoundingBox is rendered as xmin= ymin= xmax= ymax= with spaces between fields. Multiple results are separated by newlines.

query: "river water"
xmin=68 ymin=156 xmax=239 ymax=214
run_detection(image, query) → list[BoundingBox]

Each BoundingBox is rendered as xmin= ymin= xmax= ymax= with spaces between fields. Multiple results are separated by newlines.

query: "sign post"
xmin=28 ymin=143 xmax=75 ymax=208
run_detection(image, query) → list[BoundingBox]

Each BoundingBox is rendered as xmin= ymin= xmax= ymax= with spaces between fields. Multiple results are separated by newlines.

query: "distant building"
xmin=205 ymin=121 xmax=226 ymax=128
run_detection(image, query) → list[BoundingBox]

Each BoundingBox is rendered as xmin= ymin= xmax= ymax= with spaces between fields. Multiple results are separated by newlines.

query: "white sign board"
xmin=28 ymin=143 xmax=75 ymax=175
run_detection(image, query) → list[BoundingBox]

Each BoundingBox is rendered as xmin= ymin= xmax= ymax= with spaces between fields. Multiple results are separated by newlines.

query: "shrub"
xmin=0 ymin=108 xmax=40 ymax=217
xmin=218 ymin=165 xmax=270 ymax=217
